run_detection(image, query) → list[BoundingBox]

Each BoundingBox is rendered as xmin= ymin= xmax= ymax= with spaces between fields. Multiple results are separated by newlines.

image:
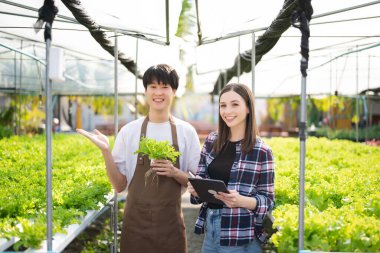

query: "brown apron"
xmin=120 ymin=116 xmax=187 ymax=253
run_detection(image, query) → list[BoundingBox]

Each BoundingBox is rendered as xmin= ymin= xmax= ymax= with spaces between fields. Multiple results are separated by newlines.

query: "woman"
xmin=188 ymin=83 xmax=275 ymax=253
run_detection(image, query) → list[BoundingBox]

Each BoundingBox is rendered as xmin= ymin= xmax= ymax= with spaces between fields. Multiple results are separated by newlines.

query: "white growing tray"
xmin=24 ymin=206 xmax=109 ymax=253
xmin=0 ymin=237 xmax=20 ymax=252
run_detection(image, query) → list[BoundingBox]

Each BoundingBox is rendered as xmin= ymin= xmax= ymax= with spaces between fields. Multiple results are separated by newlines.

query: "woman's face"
xmin=219 ymin=90 xmax=249 ymax=130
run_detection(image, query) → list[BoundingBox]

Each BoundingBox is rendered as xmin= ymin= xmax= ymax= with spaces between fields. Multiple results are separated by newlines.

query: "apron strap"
xmin=141 ymin=116 xmax=149 ymax=137
xmin=137 ymin=116 xmax=150 ymax=165
xmin=169 ymin=115 xmax=180 ymax=169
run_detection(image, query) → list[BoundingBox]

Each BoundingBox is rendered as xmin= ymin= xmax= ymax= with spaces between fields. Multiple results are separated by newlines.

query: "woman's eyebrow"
xmin=220 ymin=100 xmax=240 ymax=103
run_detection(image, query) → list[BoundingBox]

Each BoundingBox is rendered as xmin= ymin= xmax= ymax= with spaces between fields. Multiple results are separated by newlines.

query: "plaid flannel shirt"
xmin=191 ymin=131 xmax=275 ymax=246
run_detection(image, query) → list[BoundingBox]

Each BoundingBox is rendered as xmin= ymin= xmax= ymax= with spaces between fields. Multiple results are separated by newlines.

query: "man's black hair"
xmin=142 ymin=64 xmax=179 ymax=90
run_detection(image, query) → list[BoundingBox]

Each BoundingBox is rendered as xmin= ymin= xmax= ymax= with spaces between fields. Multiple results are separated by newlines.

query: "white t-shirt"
xmin=112 ymin=116 xmax=201 ymax=189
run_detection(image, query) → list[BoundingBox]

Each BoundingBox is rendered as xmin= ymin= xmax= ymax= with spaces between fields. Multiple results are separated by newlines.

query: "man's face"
xmin=145 ymin=81 xmax=176 ymax=112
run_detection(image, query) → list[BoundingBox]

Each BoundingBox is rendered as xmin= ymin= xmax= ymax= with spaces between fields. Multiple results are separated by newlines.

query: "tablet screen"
xmin=189 ymin=178 xmax=229 ymax=204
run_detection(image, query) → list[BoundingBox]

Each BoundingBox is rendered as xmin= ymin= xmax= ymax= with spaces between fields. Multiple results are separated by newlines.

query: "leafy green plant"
xmin=265 ymin=137 xmax=380 ymax=252
xmin=0 ymin=134 xmax=112 ymax=250
xmin=0 ymin=102 xmax=14 ymax=138
xmin=315 ymin=125 xmax=380 ymax=141
xmin=0 ymin=125 xmax=12 ymax=139
xmin=134 ymin=137 xmax=181 ymax=186
xmin=2 ymin=135 xmax=379 ymax=252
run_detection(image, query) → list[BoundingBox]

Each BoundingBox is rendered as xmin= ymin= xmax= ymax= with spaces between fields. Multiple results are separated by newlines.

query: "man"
xmin=77 ymin=64 xmax=200 ymax=253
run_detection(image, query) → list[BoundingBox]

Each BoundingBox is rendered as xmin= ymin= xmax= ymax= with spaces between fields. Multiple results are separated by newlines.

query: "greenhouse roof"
xmin=0 ymin=0 xmax=380 ymax=96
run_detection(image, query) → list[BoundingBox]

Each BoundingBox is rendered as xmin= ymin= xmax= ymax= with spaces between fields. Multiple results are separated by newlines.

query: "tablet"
xmin=188 ymin=177 xmax=229 ymax=204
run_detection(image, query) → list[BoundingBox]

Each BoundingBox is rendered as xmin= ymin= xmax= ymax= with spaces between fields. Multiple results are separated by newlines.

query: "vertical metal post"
xmin=355 ymin=46 xmax=359 ymax=142
xmin=111 ymin=31 xmax=119 ymax=253
xmin=57 ymin=95 xmax=61 ymax=131
xmin=329 ymin=54 xmax=333 ymax=134
xmin=135 ymin=39 xmax=139 ymax=120
xmin=113 ymin=32 xmax=119 ymax=166
xmin=366 ymin=55 xmax=371 ymax=140
xmin=217 ymin=70 xmax=222 ymax=95
xmin=251 ymin=33 xmax=256 ymax=94
xmin=224 ymin=71 xmax=227 ymax=89
xmin=298 ymin=73 xmax=307 ymax=251
xmin=237 ymin=36 xmax=241 ymax=83
xmin=295 ymin=10 xmax=312 ymax=251
xmin=367 ymin=55 xmax=370 ymax=93
xmin=19 ymin=40 xmax=23 ymax=135
xmin=194 ymin=0 xmax=202 ymax=45
xmin=165 ymin=0 xmax=170 ymax=45
xmin=45 ymin=22 xmax=53 ymax=252
xmin=211 ymin=93 xmax=215 ymax=125
xmin=333 ymin=57 xmax=338 ymax=131
xmin=13 ymin=51 xmax=17 ymax=135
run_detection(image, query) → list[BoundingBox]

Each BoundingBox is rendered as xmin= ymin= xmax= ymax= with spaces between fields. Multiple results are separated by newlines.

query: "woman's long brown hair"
xmin=213 ymin=83 xmax=259 ymax=155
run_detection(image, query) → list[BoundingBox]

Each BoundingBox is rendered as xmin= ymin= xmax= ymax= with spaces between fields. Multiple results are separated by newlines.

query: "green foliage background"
xmin=0 ymin=134 xmax=112 ymax=250
xmin=265 ymin=137 xmax=380 ymax=252
xmin=1 ymin=135 xmax=379 ymax=252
